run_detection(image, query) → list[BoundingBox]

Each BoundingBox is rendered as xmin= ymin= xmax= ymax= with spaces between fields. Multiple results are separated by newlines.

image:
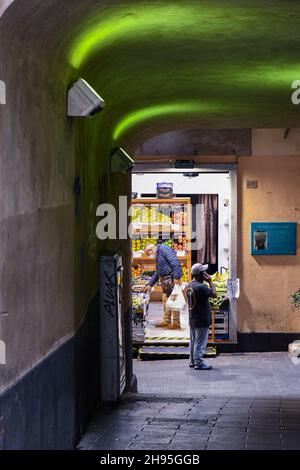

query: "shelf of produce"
xmin=133 ymin=256 xmax=190 ymax=263
xmin=132 ymin=226 xmax=189 ymax=233
xmin=131 ymin=197 xmax=192 ymax=204
xmin=132 ymin=197 xmax=192 ymax=334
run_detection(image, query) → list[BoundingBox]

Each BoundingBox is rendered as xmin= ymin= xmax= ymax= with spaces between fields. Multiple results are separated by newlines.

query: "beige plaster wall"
xmin=238 ymin=129 xmax=300 ymax=332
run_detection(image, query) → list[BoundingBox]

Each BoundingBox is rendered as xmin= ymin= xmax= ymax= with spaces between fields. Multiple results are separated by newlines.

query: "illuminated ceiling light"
xmin=112 ymin=101 xmax=223 ymax=141
xmin=68 ymin=4 xmax=229 ymax=69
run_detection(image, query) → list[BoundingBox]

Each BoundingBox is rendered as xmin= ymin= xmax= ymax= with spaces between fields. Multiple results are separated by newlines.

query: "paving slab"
xmin=78 ymin=353 xmax=300 ymax=451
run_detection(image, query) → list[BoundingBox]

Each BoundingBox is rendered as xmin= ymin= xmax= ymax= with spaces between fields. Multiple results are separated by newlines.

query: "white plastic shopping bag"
xmin=166 ymin=284 xmax=186 ymax=310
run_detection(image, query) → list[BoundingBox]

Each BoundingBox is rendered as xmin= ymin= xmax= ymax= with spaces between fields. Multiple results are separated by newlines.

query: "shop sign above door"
xmin=251 ymin=222 xmax=297 ymax=255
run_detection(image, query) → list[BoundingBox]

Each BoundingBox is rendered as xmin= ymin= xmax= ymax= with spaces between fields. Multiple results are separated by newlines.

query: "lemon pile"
xmin=132 ymin=206 xmax=172 ymax=224
xmin=182 ymin=265 xmax=189 ymax=282
xmin=132 ymin=238 xmax=157 ymax=252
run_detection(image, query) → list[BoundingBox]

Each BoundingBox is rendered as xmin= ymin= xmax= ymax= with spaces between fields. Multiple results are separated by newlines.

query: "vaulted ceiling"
xmin=2 ymin=0 xmax=300 ymax=149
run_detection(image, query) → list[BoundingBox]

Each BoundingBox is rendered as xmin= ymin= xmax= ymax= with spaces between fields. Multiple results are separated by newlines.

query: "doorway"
xmin=131 ymin=164 xmax=238 ymax=356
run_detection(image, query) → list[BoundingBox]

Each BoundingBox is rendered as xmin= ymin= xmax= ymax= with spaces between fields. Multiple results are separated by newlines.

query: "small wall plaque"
xmin=246 ymin=180 xmax=258 ymax=189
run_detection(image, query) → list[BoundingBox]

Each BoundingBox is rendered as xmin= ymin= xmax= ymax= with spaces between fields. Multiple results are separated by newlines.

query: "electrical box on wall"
xmin=0 ymin=80 xmax=6 ymax=104
xmin=246 ymin=179 xmax=258 ymax=189
xmin=99 ymin=254 xmax=126 ymax=401
xmin=251 ymin=222 xmax=297 ymax=255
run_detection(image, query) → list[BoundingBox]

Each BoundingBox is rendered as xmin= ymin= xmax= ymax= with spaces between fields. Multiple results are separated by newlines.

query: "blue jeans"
xmin=189 ymin=326 xmax=209 ymax=366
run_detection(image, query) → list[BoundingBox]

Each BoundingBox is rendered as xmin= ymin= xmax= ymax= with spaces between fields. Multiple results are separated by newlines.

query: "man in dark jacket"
xmin=187 ymin=263 xmax=217 ymax=370
xmin=144 ymin=243 xmax=183 ymax=329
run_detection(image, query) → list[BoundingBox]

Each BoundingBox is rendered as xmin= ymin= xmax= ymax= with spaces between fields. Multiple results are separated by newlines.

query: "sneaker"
xmin=189 ymin=363 xmax=195 ymax=368
xmin=167 ymin=324 xmax=181 ymax=330
xmin=155 ymin=321 xmax=171 ymax=328
xmin=194 ymin=363 xmax=212 ymax=370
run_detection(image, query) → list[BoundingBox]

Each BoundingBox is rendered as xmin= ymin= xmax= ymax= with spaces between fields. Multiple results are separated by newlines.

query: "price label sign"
xmin=227 ymin=278 xmax=240 ymax=299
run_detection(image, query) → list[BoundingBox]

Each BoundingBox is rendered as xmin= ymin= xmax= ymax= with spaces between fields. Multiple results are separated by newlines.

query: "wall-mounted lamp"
xmin=111 ymin=147 xmax=134 ymax=173
xmin=67 ymin=78 xmax=105 ymax=117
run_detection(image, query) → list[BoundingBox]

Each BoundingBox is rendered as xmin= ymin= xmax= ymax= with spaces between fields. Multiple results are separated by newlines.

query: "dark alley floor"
xmin=78 ymin=353 xmax=300 ymax=450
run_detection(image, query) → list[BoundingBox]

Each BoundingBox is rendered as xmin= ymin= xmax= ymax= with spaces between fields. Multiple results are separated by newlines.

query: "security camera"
xmin=111 ymin=147 xmax=134 ymax=173
xmin=67 ymin=78 xmax=105 ymax=117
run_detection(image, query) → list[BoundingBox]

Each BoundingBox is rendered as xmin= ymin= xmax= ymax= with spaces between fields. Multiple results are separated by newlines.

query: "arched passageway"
xmin=1 ymin=0 xmax=300 ymax=449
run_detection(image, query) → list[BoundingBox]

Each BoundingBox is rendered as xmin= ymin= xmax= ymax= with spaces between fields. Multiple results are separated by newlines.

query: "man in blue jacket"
xmin=144 ymin=243 xmax=183 ymax=329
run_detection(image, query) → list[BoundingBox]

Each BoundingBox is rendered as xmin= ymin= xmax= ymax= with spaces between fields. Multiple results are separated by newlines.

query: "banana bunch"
xmin=210 ymin=272 xmax=228 ymax=292
xmin=215 ymin=281 xmax=228 ymax=292
xmin=209 ymin=293 xmax=227 ymax=307
xmin=211 ymin=271 xmax=228 ymax=282
xmin=211 ymin=272 xmax=218 ymax=281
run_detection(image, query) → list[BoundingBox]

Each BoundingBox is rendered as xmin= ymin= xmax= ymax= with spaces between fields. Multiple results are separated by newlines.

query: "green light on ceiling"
xmin=227 ymin=64 xmax=300 ymax=86
xmin=112 ymin=101 xmax=221 ymax=141
xmin=69 ymin=4 xmax=234 ymax=69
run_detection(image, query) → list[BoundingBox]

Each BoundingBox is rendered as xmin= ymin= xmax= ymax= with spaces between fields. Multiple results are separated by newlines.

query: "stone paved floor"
xmin=78 ymin=353 xmax=300 ymax=450
xmin=134 ymin=352 xmax=300 ymax=397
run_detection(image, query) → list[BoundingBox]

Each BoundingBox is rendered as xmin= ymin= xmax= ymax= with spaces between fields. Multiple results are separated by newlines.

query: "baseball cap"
xmin=191 ymin=263 xmax=209 ymax=275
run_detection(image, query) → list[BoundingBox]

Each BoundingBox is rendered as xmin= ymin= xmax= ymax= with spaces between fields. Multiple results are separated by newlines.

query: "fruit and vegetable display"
xmin=211 ymin=271 xmax=229 ymax=291
xmin=132 ymin=275 xmax=152 ymax=286
xmin=172 ymin=208 xmax=188 ymax=226
xmin=132 ymin=206 xmax=172 ymax=224
xmin=131 ymin=198 xmax=192 ymax=308
xmin=132 ymin=237 xmax=158 ymax=255
xmin=209 ymin=271 xmax=229 ymax=309
xmin=209 ymin=293 xmax=228 ymax=308
xmin=182 ymin=265 xmax=189 ymax=283
xmin=142 ymin=270 xmax=155 ymax=277
xmin=132 ymin=293 xmax=145 ymax=314
xmin=173 ymin=236 xmax=188 ymax=254
xmin=162 ymin=239 xmax=172 ymax=248
xmin=132 ymin=237 xmax=188 ymax=256
xmin=132 ymin=204 xmax=188 ymax=226
xmin=132 ymin=265 xmax=142 ymax=278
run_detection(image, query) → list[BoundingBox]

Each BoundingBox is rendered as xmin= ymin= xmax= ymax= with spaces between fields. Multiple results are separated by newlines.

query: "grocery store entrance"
xmin=131 ymin=164 xmax=238 ymax=358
